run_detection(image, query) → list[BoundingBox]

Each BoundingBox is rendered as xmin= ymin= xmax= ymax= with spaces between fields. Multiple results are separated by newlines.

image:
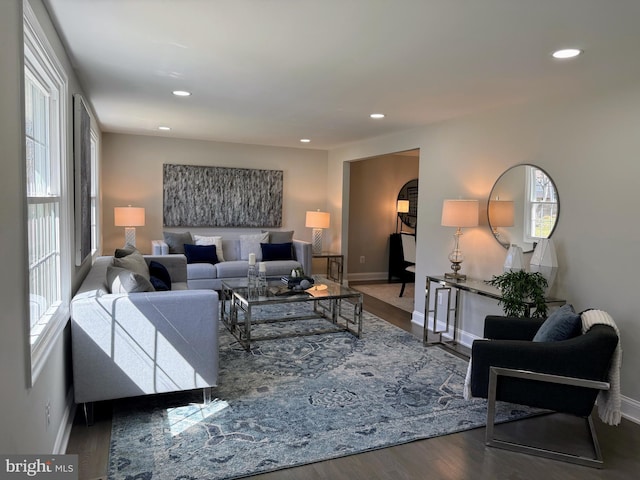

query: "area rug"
xmin=108 ymin=304 xmax=537 ymax=480
xmin=352 ymin=282 xmax=414 ymax=313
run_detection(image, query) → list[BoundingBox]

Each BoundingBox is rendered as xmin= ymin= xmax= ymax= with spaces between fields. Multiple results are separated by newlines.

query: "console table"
xmin=313 ymin=252 xmax=344 ymax=284
xmin=423 ymin=275 xmax=565 ymax=345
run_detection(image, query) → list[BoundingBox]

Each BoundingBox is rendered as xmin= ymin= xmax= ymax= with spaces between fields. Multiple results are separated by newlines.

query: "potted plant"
xmin=487 ymin=270 xmax=549 ymax=318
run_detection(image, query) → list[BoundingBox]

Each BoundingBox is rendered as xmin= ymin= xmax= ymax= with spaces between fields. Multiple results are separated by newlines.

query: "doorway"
xmin=346 ymin=149 xmax=419 ymax=315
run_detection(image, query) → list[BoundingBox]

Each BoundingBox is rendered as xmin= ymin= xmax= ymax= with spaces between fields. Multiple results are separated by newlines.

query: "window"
xmin=24 ymin=2 xmax=70 ymax=383
xmin=524 ymin=166 xmax=558 ymax=242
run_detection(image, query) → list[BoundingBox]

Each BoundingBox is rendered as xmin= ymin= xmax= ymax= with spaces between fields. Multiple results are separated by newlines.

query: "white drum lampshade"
xmin=530 ymin=238 xmax=558 ymax=291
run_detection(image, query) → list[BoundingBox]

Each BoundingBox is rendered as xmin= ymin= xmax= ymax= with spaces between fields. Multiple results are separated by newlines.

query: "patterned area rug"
xmin=352 ymin=283 xmax=415 ymax=313
xmin=108 ymin=304 xmax=536 ymax=480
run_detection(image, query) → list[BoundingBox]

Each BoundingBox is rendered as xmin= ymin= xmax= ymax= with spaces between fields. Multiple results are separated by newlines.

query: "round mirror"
xmin=397 ymin=178 xmax=418 ymax=230
xmin=488 ymin=164 xmax=559 ymax=252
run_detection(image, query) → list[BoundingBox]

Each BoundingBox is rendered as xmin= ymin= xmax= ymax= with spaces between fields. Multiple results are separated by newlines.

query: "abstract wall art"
xmin=74 ymin=94 xmax=91 ymax=265
xmin=163 ymin=164 xmax=283 ymax=227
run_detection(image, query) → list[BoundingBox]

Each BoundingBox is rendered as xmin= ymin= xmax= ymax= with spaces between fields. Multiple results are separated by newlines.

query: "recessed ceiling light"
xmin=300 ymin=138 xmax=311 ymax=143
xmin=158 ymin=126 xmax=171 ymax=131
xmin=370 ymin=113 xmax=385 ymax=119
xmin=172 ymin=90 xmax=191 ymax=97
xmin=552 ymin=48 xmax=582 ymax=59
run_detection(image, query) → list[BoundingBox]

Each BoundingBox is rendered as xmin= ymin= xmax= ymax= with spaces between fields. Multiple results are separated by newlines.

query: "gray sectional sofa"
xmin=70 ymin=254 xmax=219 ymax=415
xmin=153 ymin=230 xmax=313 ymax=290
xmin=69 ymin=230 xmax=310 ymax=419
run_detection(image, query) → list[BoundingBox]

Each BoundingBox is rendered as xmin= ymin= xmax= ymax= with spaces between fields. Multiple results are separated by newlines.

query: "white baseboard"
xmin=411 ymin=310 xmax=425 ymax=327
xmin=411 ymin=311 xmax=640 ymax=425
xmin=347 ymin=272 xmax=388 ymax=283
xmin=53 ymin=387 xmax=76 ymax=454
xmin=411 ymin=311 xmax=478 ymax=348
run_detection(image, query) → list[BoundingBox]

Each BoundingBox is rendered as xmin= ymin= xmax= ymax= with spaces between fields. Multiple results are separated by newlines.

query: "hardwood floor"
xmin=66 ymin=289 xmax=640 ymax=480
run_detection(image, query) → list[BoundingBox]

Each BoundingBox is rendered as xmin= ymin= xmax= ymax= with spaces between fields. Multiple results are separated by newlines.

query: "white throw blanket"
xmin=463 ymin=310 xmax=622 ymax=426
xmin=463 ymin=357 xmax=474 ymax=401
xmin=581 ymin=309 xmax=622 ymax=426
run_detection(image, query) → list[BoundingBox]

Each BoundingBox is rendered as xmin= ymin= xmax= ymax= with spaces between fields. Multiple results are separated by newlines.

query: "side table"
xmin=313 ymin=252 xmax=344 ymax=284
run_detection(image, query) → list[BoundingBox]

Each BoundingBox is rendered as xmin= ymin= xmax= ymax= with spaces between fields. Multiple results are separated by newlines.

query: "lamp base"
xmin=444 ymin=272 xmax=467 ymax=281
xmin=124 ymin=227 xmax=137 ymax=247
xmin=445 ymin=260 xmax=466 ymax=281
xmin=311 ymin=228 xmax=323 ymax=255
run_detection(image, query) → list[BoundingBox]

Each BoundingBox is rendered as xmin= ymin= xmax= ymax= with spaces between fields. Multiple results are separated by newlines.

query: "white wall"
xmin=329 ymin=84 xmax=640 ymax=421
xmin=0 ymin=0 xmax=99 ymax=453
xmin=101 ymin=133 xmax=329 ymax=254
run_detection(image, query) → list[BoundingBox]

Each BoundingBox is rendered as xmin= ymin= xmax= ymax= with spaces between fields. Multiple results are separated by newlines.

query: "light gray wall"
xmin=101 ymin=133 xmax=329 ymax=254
xmin=0 ymin=0 xmax=98 ymax=453
xmin=329 ymin=84 xmax=640 ymax=421
xmin=347 ymin=154 xmax=419 ymax=279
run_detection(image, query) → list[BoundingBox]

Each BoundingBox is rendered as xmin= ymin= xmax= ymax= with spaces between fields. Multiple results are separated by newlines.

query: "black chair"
xmin=398 ymin=233 xmax=415 ymax=297
xmin=469 ymin=315 xmax=619 ymax=468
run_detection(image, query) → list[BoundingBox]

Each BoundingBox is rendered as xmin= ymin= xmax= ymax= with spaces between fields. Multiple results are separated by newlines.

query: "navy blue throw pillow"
xmin=150 ymin=276 xmax=170 ymax=291
xmin=184 ymin=244 xmax=219 ymax=265
xmin=533 ymin=304 xmax=581 ymax=342
xmin=261 ymin=242 xmax=294 ymax=261
xmin=148 ymin=260 xmax=172 ymax=290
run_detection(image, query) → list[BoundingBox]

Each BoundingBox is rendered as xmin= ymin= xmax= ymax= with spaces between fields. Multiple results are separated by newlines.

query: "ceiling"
xmin=44 ymin=0 xmax=640 ymax=150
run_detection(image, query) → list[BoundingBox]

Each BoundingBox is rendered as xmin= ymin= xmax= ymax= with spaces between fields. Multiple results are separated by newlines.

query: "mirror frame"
xmin=397 ymin=178 xmax=418 ymax=229
xmin=487 ymin=164 xmax=559 ymax=252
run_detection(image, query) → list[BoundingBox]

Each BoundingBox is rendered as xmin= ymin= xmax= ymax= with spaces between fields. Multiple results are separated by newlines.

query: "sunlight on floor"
xmin=167 ymin=399 xmax=230 ymax=436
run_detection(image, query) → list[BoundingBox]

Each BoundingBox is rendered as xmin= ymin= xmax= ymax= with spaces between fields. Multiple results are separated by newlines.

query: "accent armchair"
xmin=469 ymin=314 xmax=619 ymax=467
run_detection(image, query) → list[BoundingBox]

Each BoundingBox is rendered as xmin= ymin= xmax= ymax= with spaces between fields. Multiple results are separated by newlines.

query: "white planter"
xmin=503 ymin=244 xmax=525 ymax=272
xmin=530 ymin=238 xmax=558 ymax=291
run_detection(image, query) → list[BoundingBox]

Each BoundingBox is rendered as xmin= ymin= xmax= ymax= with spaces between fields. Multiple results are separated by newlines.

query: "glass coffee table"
xmin=220 ymin=276 xmax=363 ymax=351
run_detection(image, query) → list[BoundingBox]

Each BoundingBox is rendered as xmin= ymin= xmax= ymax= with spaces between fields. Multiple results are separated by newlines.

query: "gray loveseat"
xmin=153 ymin=231 xmax=312 ymax=290
xmin=70 ymin=255 xmax=219 ymax=417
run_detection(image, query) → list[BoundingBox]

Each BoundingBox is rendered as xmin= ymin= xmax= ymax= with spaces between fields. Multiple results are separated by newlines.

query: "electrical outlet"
xmin=359 ymin=256 xmax=365 ymax=264
xmin=45 ymin=400 xmax=51 ymax=430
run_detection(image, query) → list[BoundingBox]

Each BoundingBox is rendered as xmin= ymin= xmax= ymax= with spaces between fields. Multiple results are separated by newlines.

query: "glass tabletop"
xmin=425 ymin=274 xmax=564 ymax=304
xmin=221 ymin=275 xmax=361 ymax=305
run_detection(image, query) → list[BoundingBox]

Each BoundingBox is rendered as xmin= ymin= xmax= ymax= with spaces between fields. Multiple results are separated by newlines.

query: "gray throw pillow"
xmin=114 ymin=244 xmax=139 ymax=258
xmin=263 ymin=230 xmax=294 ymax=244
xmin=163 ymin=231 xmax=193 ymax=254
xmin=240 ymin=232 xmax=270 ymax=260
xmin=533 ymin=304 xmax=581 ymax=342
xmin=112 ymin=251 xmax=150 ymax=280
xmin=107 ymin=265 xmax=155 ymax=293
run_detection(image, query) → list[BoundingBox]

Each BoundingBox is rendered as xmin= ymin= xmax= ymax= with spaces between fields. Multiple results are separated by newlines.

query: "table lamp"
xmin=114 ymin=205 xmax=145 ymax=247
xmin=441 ymin=199 xmax=479 ymax=281
xmin=488 ymin=200 xmax=514 ymax=240
xmin=306 ymin=210 xmax=330 ymax=254
xmin=396 ymin=199 xmax=410 ymax=233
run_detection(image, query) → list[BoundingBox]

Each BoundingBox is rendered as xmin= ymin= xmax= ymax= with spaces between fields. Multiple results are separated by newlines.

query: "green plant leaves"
xmin=487 ymin=271 xmax=549 ymax=318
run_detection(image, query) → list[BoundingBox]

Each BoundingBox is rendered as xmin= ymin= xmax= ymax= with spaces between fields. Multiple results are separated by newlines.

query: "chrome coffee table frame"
xmin=221 ymin=276 xmax=363 ymax=351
